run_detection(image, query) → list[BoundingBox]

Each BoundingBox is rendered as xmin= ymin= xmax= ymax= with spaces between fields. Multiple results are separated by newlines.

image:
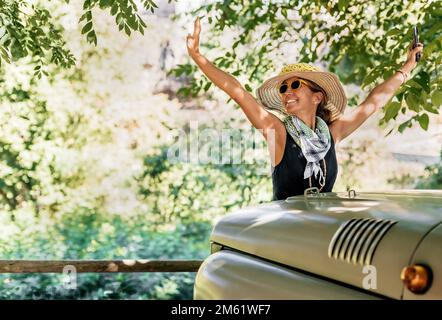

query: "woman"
xmin=186 ymin=17 xmax=424 ymax=201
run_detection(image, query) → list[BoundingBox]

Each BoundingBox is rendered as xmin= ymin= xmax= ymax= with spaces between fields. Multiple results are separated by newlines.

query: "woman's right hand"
xmin=186 ymin=17 xmax=201 ymax=58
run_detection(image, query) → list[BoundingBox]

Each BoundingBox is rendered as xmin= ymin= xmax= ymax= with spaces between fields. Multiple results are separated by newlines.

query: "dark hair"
xmin=303 ymin=79 xmax=332 ymax=124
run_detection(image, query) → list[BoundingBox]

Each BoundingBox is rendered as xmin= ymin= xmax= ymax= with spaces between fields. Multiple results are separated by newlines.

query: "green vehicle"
xmin=194 ymin=189 xmax=442 ymax=300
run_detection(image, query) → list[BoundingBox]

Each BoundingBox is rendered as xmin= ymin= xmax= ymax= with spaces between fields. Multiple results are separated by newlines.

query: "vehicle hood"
xmin=210 ymin=190 xmax=442 ymax=299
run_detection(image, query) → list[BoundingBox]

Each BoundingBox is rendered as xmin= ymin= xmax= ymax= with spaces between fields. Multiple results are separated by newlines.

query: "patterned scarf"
xmin=283 ymin=115 xmax=331 ymax=186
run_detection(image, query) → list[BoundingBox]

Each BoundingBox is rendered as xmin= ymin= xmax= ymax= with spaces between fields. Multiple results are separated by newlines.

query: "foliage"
xmin=0 ymin=85 xmax=58 ymax=216
xmin=171 ymin=0 xmax=442 ymax=133
xmin=0 ymin=0 xmax=176 ymax=74
xmin=334 ymin=138 xmax=381 ymax=191
xmin=415 ymin=149 xmax=442 ymax=189
xmin=0 ymin=0 xmax=75 ymax=75
xmin=0 ymin=57 xmax=110 ymax=218
xmin=0 ymin=207 xmax=211 ymax=299
xmin=137 ymin=138 xmax=272 ymax=229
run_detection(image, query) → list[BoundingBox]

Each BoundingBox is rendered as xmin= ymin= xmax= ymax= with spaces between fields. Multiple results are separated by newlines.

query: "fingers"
xmin=193 ymin=17 xmax=201 ymax=48
xmin=405 ymin=41 xmax=424 ymax=64
xmin=410 ymin=41 xmax=424 ymax=50
xmin=407 ymin=41 xmax=424 ymax=59
xmin=412 ymin=42 xmax=424 ymax=57
xmin=186 ymin=34 xmax=194 ymax=48
xmin=186 ymin=17 xmax=202 ymax=53
xmin=194 ymin=17 xmax=201 ymax=39
xmin=194 ymin=17 xmax=201 ymax=31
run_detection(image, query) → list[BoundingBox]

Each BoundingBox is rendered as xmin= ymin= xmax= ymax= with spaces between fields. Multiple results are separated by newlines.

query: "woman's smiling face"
xmin=279 ymin=77 xmax=315 ymax=113
xmin=279 ymin=77 xmax=324 ymax=115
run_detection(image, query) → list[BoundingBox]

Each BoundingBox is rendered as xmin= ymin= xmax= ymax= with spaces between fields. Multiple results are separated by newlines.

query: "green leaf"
xmin=405 ymin=92 xmax=420 ymax=112
xmin=79 ymin=12 xmax=89 ymax=22
xmin=413 ymin=71 xmax=431 ymax=93
xmin=338 ymin=0 xmax=349 ymax=11
xmin=139 ymin=17 xmax=147 ymax=28
xmin=124 ymin=24 xmax=131 ymax=36
xmin=81 ymin=21 xmax=93 ymax=34
xmin=116 ymin=13 xmax=124 ymax=25
xmin=431 ymin=91 xmax=442 ymax=107
xmin=398 ymin=119 xmax=412 ymax=133
xmin=0 ymin=46 xmax=11 ymax=63
xmin=426 ymin=20 xmax=442 ymax=36
xmin=127 ymin=15 xmax=138 ymax=29
xmin=422 ymin=102 xmax=439 ymax=114
xmin=245 ymin=84 xmax=252 ymax=92
xmin=418 ymin=113 xmax=429 ymax=130
xmin=362 ymin=68 xmax=380 ymax=88
xmin=87 ymin=31 xmax=97 ymax=46
xmin=203 ymin=82 xmax=212 ymax=92
xmin=385 ymin=28 xmax=402 ymax=36
xmin=177 ymin=87 xmax=191 ymax=97
xmin=111 ymin=3 xmax=118 ymax=15
xmin=83 ymin=0 xmax=91 ymax=10
xmin=384 ymin=101 xmax=401 ymax=121
xmin=99 ymin=0 xmax=112 ymax=8
xmin=384 ymin=127 xmax=394 ymax=137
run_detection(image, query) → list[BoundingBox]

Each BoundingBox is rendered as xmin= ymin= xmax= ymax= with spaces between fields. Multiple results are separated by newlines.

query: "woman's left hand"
xmin=402 ymin=41 xmax=424 ymax=71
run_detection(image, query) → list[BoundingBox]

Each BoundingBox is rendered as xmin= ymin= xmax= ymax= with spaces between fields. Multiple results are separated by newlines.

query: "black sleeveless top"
xmin=271 ymin=127 xmax=338 ymax=200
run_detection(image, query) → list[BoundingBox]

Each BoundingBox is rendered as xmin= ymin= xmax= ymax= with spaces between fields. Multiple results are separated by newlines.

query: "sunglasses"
xmin=279 ymin=79 xmax=310 ymax=94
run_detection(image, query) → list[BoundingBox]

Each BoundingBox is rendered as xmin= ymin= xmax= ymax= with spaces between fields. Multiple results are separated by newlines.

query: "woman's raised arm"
xmin=329 ymin=41 xmax=424 ymax=144
xmin=186 ymin=17 xmax=283 ymax=140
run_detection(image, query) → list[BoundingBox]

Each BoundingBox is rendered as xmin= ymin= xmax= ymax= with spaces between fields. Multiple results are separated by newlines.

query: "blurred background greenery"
xmin=0 ymin=0 xmax=441 ymax=299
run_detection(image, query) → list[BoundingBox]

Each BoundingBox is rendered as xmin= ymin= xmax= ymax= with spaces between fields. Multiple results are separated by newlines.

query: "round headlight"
xmin=400 ymin=264 xmax=432 ymax=294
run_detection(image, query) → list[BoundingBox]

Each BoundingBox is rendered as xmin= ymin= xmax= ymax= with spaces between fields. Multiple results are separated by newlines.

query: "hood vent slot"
xmin=328 ymin=218 xmax=397 ymax=265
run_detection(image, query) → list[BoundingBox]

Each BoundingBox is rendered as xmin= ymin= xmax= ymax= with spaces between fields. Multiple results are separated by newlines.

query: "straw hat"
xmin=256 ymin=63 xmax=347 ymax=122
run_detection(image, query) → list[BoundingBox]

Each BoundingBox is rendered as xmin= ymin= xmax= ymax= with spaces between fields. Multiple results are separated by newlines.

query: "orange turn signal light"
xmin=400 ymin=264 xmax=432 ymax=294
